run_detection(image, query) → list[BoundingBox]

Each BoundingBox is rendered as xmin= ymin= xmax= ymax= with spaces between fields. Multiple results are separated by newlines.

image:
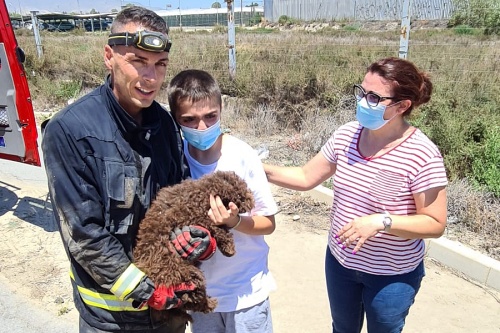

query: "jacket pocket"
xmin=106 ymin=161 xmax=139 ymax=234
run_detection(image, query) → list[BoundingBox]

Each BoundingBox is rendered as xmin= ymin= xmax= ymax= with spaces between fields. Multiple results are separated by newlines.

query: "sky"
xmin=6 ymin=0 xmax=261 ymax=15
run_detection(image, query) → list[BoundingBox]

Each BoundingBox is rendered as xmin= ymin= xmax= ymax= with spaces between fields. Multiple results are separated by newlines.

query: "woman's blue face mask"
xmin=356 ymin=98 xmax=399 ymax=130
xmin=180 ymin=119 xmax=222 ymax=151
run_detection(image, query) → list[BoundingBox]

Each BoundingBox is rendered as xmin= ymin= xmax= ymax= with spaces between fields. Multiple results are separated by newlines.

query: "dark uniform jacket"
xmin=42 ymin=77 xmax=189 ymax=331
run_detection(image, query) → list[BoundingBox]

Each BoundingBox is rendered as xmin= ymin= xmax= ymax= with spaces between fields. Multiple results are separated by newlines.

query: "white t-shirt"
xmin=321 ymin=121 xmax=448 ymax=275
xmin=184 ymin=134 xmax=278 ymax=312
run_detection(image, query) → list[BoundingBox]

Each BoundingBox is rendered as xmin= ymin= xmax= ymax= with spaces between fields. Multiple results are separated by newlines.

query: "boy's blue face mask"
xmin=180 ymin=120 xmax=222 ymax=151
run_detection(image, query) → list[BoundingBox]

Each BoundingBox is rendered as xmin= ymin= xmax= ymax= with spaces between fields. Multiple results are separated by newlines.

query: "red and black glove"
xmin=147 ymin=283 xmax=196 ymax=310
xmin=170 ymin=226 xmax=216 ymax=261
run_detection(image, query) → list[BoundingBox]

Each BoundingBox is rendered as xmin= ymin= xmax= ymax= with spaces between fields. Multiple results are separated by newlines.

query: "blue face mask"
xmin=356 ymin=98 xmax=393 ymax=130
xmin=180 ymin=120 xmax=222 ymax=151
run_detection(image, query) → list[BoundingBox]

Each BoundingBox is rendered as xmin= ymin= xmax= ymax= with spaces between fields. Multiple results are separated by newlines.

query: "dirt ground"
xmin=0 ymin=172 xmax=499 ymax=332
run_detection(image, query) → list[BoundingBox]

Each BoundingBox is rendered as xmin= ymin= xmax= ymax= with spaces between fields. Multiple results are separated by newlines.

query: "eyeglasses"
xmin=353 ymin=84 xmax=395 ymax=107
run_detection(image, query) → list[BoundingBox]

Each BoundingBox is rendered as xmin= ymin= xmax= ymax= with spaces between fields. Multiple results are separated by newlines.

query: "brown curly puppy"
xmin=134 ymin=170 xmax=255 ymax=323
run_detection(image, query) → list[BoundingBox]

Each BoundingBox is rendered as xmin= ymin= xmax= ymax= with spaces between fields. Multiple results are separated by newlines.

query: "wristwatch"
xmin=382 ymin=213 xmax=392 ymax=232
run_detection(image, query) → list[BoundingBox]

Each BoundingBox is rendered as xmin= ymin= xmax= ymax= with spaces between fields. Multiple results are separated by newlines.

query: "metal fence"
xmin=264 ymin=0 xmax=455 ymax=22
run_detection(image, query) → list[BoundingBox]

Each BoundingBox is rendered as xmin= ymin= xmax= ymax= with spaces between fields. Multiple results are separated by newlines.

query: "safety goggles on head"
xmin=353 ymin=84 xmax=395 ymax=107
xmin=108 ymin=30 xmax=172 ymax=53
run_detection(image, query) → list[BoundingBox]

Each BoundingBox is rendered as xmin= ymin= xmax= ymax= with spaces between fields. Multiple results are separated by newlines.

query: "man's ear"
xmin=104 ymin=45 xmax=113 ymax=70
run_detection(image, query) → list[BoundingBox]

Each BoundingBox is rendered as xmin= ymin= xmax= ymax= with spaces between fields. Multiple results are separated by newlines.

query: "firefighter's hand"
xmin=147 ymin=283 xmax=196 ymax=310
xmin=170 ymin=226 xmax=216 ymax=261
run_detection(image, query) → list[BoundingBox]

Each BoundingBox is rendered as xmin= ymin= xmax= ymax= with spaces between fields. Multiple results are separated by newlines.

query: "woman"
xmin=264 ymin=57 xmax=448 ymax=333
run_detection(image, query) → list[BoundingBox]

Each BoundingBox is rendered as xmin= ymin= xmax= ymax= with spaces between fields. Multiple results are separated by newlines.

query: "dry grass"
xmin=446 ymin=179 xmax=500 ymax=259
xmin=14 ymin=23 xmax=500 ymax=260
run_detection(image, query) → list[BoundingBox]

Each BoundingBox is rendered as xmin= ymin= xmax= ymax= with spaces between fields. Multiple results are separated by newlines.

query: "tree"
xmin=212 ymin=2 xmax=222 ymax=26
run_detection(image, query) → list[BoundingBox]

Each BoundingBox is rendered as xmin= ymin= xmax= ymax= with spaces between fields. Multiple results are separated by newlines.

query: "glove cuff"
xmin=198 ymin=235 xmax=217 ymax=261
xmin=147 ymin=288 xmax=167 ymax=310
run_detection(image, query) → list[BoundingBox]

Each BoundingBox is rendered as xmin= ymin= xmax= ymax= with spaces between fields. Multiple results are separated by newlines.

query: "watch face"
xmin=383 ymin=216 xmax=392 ymax=229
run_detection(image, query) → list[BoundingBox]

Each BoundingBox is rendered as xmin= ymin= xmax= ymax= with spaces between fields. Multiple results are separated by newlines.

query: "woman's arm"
xmin=337 ymin=186 xmax=447 ymax=253
xmin=391 ymin=186 xmax=447 ymax=239
xmin=263 ymin=152 xmax=336 ymax=191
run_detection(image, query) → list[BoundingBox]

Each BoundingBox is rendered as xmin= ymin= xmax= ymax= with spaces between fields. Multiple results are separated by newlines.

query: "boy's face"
xmin=174 ymin=97 xmax=221 ymax=129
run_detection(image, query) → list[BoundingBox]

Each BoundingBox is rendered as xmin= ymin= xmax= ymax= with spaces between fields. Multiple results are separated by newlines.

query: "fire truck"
xmin=0 ymin=1 xmax=41 ymax=166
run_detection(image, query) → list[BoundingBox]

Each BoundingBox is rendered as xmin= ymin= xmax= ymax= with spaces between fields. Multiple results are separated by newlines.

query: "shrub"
xmin=453 ymin=24 xmax=476 ymax=35
xmin=278 ymin=15 xmax=289 ymax=25
xmin=449 ymin=0 xmax=500 ymax=34
xmin=471 ymin=127 xmax=500 ymax=196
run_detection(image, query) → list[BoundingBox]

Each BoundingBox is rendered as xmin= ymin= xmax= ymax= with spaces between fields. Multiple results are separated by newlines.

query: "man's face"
xmin=104 ymin=23 xmax=169 ymax=117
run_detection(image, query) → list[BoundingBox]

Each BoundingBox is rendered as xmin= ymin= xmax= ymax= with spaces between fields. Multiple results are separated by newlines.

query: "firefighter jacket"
xmin=42 ymin=77 xmax=189 ymax=331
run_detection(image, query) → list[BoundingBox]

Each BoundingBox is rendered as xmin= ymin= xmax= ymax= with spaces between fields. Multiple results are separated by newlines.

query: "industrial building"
xmin=263 ymin=0 xmax=454 ymax=22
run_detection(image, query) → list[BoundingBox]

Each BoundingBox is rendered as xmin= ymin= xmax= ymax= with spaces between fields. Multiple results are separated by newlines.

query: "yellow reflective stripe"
xmin=110 ymin=263 xmax=146 ymax=300
xmin=75 ymin=284 xmax=147 ymax=311
xmin=69 ymin=268 xmax=148 ymax=312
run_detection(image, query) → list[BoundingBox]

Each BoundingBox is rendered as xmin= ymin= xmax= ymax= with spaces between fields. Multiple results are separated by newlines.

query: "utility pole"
xmin=18 ymin=0 xmax=23 ymax=24
xmin=30 ymin=11 xmax=43 ymax=58
xmin=178 ymin=0 xmax=182 ymax=30
xmin=225 ymin=0 xmax=236 ymax=80
xmin=399 ymin=0 xmax=411 ymax=59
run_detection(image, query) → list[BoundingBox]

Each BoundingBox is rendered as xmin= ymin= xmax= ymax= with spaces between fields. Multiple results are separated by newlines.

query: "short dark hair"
xmin=111 ymin=6 xmax=168 ymax=34
xmin=167 ymin=70 xmax=222 ymax=118
xmin=367 ymin=57 xmax=433 ymax=116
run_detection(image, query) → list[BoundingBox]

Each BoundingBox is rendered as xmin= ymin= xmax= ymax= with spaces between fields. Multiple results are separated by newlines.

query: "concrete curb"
xmin=303 ymin=185 xmax=500 ymax=292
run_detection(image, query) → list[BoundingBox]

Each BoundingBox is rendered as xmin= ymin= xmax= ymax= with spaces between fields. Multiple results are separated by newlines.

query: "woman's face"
xmin=174 ymin=97 xmax=221 ymax=129
xmin=360 ymin=72 xmax=396 ymax=107
xmin=360 ymin=71 xmax=405 ymax=120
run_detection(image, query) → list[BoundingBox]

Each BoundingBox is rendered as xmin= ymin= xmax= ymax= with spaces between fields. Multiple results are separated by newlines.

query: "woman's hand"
xmin=336 ymin=214 xmax=385 ymax=254
xmin=207 ymin=194 xmax=240 ymax=228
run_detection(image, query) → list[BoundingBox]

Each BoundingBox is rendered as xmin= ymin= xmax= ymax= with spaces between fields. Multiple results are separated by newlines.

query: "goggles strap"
xmin=108 ymin=32 xmax=135 ymax=47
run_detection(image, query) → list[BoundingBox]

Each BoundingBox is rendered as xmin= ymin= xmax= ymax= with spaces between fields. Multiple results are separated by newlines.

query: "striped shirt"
xmin=321 ymin=121 xmax=448 ymax=275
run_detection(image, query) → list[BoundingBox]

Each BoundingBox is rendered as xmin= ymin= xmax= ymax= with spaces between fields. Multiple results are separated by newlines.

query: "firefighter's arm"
xmin=124 ymin=273 xmax=196 ymax=310
xmin=43 ymin=118 xmax=197 ymax=308
xmin=42 ymin=118 xmax=135 ymax=289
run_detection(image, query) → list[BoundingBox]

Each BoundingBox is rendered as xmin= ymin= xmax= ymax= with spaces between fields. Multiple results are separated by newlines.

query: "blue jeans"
xmin=325 ymin=247 xmax=424 ymax=333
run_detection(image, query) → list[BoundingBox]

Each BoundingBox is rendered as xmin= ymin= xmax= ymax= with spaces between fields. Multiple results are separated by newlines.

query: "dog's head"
xmin=200 ymin=171 xmax=255 ymax=213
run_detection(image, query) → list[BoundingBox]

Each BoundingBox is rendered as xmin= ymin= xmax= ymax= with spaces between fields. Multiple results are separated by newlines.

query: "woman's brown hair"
xmin=368 ymin=57 xmax=433 ymax=116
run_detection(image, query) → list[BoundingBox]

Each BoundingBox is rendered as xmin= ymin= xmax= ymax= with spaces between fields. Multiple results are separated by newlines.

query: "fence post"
xmin=226 ymin=0 xmax=236 ymax=80
xmin=399 ymin=0 xmax=411 ymax=59
xmin=30 ymin=11 xmax=43 ymax=58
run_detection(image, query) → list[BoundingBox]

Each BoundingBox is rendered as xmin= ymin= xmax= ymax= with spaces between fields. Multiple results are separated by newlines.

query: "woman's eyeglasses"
xmin=353 ymin=84 xmax=395 ymax=107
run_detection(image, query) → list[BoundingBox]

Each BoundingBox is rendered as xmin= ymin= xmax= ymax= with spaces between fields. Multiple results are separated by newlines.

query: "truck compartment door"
xmin=0 ymin=6 xmax=41 ymax=166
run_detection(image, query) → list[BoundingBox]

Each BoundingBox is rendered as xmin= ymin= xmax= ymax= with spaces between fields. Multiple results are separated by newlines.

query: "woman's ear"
xmin=104 ymin=45 xmax=113 ymax=70
xmin=398 ymin=99 xmax=412 ymax=114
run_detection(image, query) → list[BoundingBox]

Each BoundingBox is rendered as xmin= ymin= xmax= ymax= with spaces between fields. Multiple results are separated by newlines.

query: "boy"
xmin=168 ymin=69 xmax=278 ymax=333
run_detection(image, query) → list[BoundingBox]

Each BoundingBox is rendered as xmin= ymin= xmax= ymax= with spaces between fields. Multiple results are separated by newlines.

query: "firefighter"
xmin=42 ymin=6 xmax=216 ymax=333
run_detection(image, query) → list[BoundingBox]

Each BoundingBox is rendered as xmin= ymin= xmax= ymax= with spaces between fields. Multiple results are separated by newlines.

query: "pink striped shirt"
xmin=321 ymin=121 xmax=448 ymax=275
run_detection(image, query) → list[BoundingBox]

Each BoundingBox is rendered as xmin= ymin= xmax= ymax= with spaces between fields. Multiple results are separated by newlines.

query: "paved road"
xmin=0 ymin=274 xmax=78 ymax=332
